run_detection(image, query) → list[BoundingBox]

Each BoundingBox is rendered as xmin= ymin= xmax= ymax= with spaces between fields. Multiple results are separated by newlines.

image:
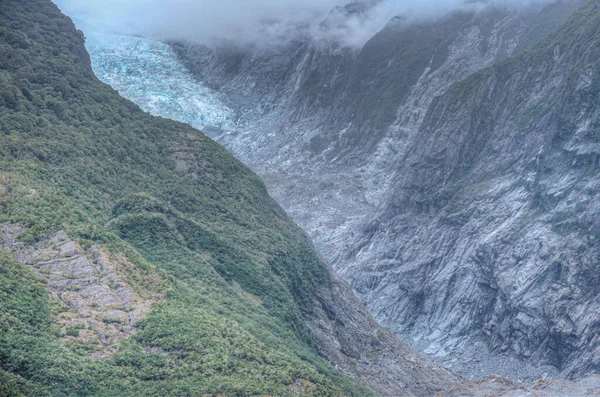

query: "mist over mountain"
xmin=54 ymin=0 xmax=558 ymax=47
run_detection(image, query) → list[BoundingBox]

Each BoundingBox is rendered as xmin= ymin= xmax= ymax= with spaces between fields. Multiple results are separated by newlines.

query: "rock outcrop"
xmin=1 ymin=224 xmax=157 ymax=359
xmin=308 ymin=270 xmax=462 ymax=396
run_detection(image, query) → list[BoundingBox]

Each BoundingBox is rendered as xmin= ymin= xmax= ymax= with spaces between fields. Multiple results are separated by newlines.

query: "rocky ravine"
xmin=82 ymin=0 xmax=590 ymax=382
xmin=172 ymin=0 xmax=585 ymax=262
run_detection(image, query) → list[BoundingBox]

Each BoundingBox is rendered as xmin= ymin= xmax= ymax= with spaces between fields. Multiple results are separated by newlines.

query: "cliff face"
xmin=0 ymin=1 xmax=461 ymax=395
xmin=342 ymin=0 xmax=600 ymax=381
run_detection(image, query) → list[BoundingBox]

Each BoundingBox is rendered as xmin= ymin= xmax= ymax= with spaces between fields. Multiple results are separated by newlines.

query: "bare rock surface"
xmin=308 ymin=269 xmax=463 ymax=396
xmin=341 ymin=0 xmax=600 ymax=382
xmin=1 ymin=224 xmax=156 ymax=358
xmin=438 ymin=374 xmax=600 ymax=397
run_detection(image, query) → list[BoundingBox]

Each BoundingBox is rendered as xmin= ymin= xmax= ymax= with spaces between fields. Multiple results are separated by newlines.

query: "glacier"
xmin=85 ymin=32 xmax=236 ymax=139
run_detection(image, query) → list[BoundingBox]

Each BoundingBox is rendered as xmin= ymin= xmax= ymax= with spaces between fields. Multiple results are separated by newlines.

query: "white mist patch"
xmin=85 ymin=32 xmax=236 ymax=137
xmin=56 ymin=0 xmax=557 ymax=48
xmin=320 ymin=0 xmax=557 ymax=48
xmin=55 ymin=0 xmax=345 ymax=44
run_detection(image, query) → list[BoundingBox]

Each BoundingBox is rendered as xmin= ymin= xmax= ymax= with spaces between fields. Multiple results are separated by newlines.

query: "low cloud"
xmin=318 ymin=0 xmax=556 ymax=47
xmin=54 ymin=0 xmax=344 ymax=44
xmin=53 ymin=0 xmax=559 ymax=48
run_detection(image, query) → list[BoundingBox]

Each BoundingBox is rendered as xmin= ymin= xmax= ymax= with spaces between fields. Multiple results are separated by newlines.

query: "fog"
xmin=53 ymin=0 xmax=558 ymax=48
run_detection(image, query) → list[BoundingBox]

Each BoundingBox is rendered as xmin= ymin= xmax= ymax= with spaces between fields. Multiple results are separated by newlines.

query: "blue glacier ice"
xmin=85 ymin=32 xmax=236 ymax=138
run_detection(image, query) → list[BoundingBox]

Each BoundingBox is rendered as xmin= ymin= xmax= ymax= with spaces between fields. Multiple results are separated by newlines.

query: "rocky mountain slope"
xmin=0 ymin=1 xmax=462 ymax=395
xmin=342 ymin=0 xmax=600 ymax=382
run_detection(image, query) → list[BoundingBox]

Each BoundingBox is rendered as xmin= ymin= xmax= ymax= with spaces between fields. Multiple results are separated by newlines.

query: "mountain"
xmin=83 ymin=0 xmax=589 ymax=381
xmin=0 ymin=1 xmax=462 ymax=395
xmin=342 ymin=0 xmax=600 ymax=381
xmin=170 ymin=0 xmax=585 ymax=262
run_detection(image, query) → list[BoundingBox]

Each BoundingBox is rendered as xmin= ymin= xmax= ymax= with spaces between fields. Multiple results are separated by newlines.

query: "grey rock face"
xmin=437 ymin=374 xmax=600 ymax=397
xmin=308 ymin=266 xmax=463 ymax=396
xmin=341 ymin=0 xmax=600 ymax=381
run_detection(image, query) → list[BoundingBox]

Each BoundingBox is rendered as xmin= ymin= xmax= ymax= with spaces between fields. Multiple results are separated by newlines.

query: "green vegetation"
xmin=65 ymin=324 xmax=86 ymax=337
xmin=0 ymin=0 xmax=372 ymax=395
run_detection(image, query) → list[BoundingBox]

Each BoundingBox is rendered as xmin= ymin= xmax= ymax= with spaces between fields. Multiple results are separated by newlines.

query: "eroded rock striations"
xmin=342 ymin=0 xmax=600 ymax=381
